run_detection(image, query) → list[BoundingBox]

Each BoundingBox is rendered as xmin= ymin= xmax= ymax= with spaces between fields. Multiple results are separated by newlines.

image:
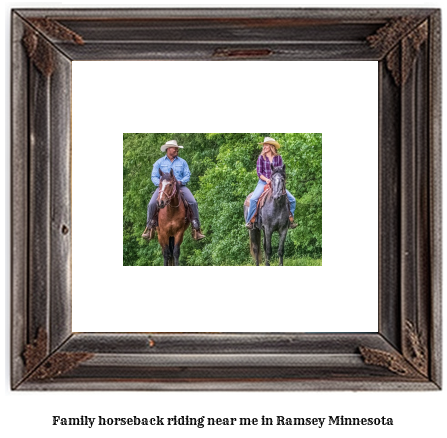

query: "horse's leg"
xmin=173 ymin=232 xmax=184 ymax=266
xmin=263 ymin=228 xmax=272 ymax=266
xmin=158 ymin=231 xmax=170 ymax=266
xmin=173 ymin=245 xmax=180 ymax=266
xmin=169 ymin=236 xmax=175 ymax=266
xmin=278 ymin=227 xmax=288 ymax=266
xmin=162 ymin=243 xmax=171 ymax=266
xmin=263 ymin=231 xmax=267 ymax=266
xmin=255 ymin=230 xmax=261 ymax=266
xmin=165 ymin=248 xmax=173 ymax=265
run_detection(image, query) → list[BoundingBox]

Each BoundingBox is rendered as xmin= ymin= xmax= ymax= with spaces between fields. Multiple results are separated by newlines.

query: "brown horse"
xmin=157 ymin=168 xmax=190 ymax=266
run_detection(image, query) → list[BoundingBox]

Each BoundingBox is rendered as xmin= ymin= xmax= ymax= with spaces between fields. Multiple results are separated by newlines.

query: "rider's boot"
xmin=142 ymin=219 xmax=157 ymax=240
xmin=189 ymin=203 xmax=205 ymax=240
xmin=191 ymin=219 xmax=206 ymax=241
xmin=289 ymin=215 xmax=298 ymax=229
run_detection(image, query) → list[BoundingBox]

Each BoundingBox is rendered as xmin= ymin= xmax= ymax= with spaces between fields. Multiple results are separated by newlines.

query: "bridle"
xmin=158 ymin=177 xmax=180 ymax=208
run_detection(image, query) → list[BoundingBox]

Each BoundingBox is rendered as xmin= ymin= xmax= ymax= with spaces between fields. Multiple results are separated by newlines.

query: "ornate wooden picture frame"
xmin=11 ymin=8 xmax=441 ymax=390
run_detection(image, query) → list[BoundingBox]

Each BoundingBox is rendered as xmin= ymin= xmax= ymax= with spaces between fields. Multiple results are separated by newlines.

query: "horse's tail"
xmin=249 ymin=229 xmax=261 ymax=262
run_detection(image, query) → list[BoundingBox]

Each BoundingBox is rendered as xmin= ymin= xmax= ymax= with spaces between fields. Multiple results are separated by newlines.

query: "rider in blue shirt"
xmin=142 ymin=140 xmax=205 ymax=241
xmin=151 ymin=155 xmax=191 ymax=187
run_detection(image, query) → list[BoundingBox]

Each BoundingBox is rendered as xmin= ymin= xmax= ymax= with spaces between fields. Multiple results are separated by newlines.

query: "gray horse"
xmin=244 ymin=164 xmax=290 ymax=266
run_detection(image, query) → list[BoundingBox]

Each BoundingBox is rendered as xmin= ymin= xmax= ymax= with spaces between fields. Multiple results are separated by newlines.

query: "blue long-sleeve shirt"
xmin=151 ymin=155 xmax=191 ymax=186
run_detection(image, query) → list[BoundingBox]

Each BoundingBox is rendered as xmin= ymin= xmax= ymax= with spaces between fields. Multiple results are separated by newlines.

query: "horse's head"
xmin=270 ymin=163 xmax=286 ymax=200
xmin=157 ymin=168 xmax=178 ymax=209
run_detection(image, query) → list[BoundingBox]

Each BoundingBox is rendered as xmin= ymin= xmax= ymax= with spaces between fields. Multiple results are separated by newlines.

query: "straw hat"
xmin=160 ymin=140 xmax=184 ymax=152
xmin=258 ymin=137 xmax=281 ymax=149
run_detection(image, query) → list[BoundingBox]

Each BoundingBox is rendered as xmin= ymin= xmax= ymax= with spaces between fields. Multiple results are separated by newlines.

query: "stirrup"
xmin=245 ymin=222 xmax=253 ymax=230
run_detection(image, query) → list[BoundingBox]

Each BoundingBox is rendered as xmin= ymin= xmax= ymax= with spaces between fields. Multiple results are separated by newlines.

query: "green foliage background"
xmin=123 ymin=133 xmax=322 ymax=266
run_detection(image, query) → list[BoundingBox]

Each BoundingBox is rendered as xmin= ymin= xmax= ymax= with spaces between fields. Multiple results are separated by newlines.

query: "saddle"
xmin=244 ymin=183 xmax=272 ymax=225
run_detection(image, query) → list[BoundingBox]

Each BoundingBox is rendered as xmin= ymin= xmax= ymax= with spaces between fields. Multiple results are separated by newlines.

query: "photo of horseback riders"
xmin=123 ymin=133 xmax=322 ymax=266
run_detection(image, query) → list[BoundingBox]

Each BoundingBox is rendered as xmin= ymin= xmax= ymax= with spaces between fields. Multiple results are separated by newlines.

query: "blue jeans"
xmin=246 ymin=179 xmax=296 ymax=223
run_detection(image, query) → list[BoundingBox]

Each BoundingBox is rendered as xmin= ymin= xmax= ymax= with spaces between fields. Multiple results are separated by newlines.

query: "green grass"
xmin=282 ymin=257 xmax=322 ymax=266
xmin=240 ymin=257 xmax=322 ymax=266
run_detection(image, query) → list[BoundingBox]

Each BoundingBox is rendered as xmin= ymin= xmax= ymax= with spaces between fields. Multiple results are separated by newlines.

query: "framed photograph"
xmin=121 ymin=132 xmax=323 ymax=268
xmin=11 ymin=8 xmax=441 ymax=390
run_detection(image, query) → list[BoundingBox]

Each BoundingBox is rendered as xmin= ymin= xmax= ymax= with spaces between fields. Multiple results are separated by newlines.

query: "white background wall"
xmin=2 ymin=1 xmax=445 ymax=438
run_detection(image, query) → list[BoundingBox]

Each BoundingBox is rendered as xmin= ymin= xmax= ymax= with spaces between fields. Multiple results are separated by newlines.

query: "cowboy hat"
xmin=160 ymin=139 xmax=184 ymax=152
xmin=258 ymin=137 xmax=281 ymax=149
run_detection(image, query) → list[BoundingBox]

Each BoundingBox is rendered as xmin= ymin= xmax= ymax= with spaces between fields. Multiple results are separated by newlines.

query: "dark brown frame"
xmin=11 ymin=8 xmax=441 ymax=390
